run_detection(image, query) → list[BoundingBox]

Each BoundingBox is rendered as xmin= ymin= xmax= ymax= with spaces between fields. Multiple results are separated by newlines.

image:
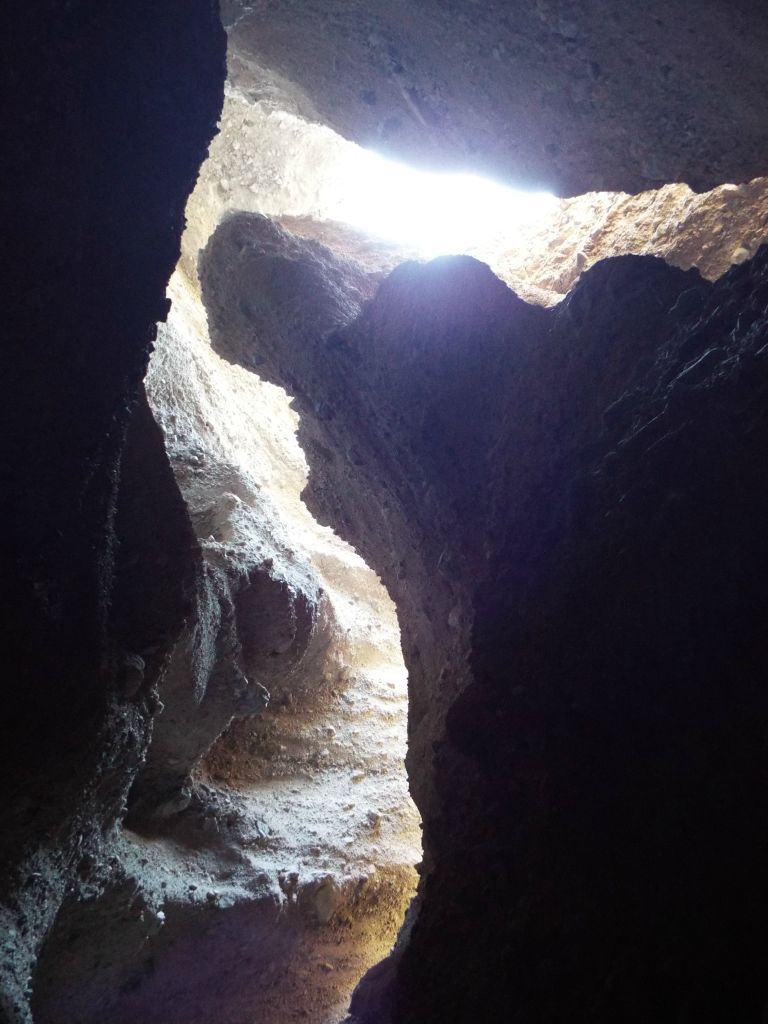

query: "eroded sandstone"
xmin=1 ymin=4 xmax=224 ymax=1021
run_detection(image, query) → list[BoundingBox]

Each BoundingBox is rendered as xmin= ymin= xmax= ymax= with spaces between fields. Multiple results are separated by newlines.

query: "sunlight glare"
xmin=329 ymin=147 xmax=559 ymax=256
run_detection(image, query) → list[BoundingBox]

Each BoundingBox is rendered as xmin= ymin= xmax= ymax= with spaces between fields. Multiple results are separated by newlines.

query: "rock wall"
xmin=29 ymin=263 xmax=421 ymax=1024
xmin=397 ymin=254 xmax=768 ymax=1024
xmin=199 ymin=213 xmax=768 ymax=1022
xmin=5 ymin=2 xmax=768 ymax=1022
xmin=221 ymin=0 xmax=768 ymax=195
xmin=1 ymin=4 xmax=224 ymax=1021
xmin=396 ymin=251 xmax=768 ymax=1022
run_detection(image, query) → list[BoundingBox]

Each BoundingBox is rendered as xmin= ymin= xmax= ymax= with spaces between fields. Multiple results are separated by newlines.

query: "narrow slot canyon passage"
xmin=30 ymin=264 xmax=422 ymax=1024
xmin=77 ymin=71 xmax=766 ymax=1020
xmin=6 ymin=4 xmax=768 ymax=1024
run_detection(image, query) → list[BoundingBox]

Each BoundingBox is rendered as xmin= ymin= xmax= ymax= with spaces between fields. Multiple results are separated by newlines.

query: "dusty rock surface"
xmin=222 ymin=0 xmax=768 ymax=195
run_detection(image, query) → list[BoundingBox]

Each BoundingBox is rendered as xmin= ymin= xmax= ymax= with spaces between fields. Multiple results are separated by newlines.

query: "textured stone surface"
xmin=176 ymin=91 xmax=768 ymax=310
xmin=222 ymin=0 xmax=768 ymax=195
xmin=402 ymin=247 xmax=768 ymax=1024
xmin=200 ymin=216 xmax=508 ymax=817
xmin=0 ymin=4 xmax=224 ymax=1021
xmin=30 ymin=267 xmax=420 ymax=1024
xmin=5 ymin=1 xmax=768 ymax=1021
xmin=490 ymin=177 xmax=768 ymax=305
xmin=199 ymin=213 xmax=768 ymax=1022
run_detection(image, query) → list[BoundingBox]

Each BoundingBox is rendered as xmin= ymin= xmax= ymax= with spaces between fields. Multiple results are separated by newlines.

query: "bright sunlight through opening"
xmin=329 ymin=147 xmax=559 ymax=256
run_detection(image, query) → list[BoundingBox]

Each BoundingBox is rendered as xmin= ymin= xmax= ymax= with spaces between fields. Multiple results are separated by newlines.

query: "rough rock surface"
xmin=30 ymin=269 xmax=420 ymax=1024
xmin=282 ymin=177 xmax=768 ymax=308
xmin=1 ymin=4 xmax=224 ymax=1022
xmin=178 ymin=90 xmax=768 ymax=309
xmin=200 ymin=213 xmax=768 ymax=1022
xmin=489 ymin=177 xmax=768 ymax=305
xmin=6 ymin=2 xmax=768 ymax=1022
xmin=398 ymin=248 xmax=768 ymax=1024
xmin=200 ymin=216 xmax=509 ymax=818
xmin=222 ymin=0 xmax=768 ymax=195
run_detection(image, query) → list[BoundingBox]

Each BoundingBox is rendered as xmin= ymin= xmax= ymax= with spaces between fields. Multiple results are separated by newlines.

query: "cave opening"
xmin=135 ymin=82 xmax=768 ymax=1021
xmin=317 ymin=149 xmax=559 ymax=255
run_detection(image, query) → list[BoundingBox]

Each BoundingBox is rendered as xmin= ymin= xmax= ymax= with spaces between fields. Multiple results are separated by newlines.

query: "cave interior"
xmin=4 ymin=2 xmax=768 ymax=1023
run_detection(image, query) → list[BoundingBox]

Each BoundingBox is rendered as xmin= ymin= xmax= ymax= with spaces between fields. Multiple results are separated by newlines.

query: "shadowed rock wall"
xmin=399 ymin=252 xmax=768 ymax=1023
xmin=200 ymin=214 xmax=768 ymax=1022
xmin=0 ymin=5 xmax=224 ymax=1021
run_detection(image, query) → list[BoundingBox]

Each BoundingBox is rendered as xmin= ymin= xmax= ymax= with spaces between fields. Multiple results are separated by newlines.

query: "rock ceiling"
xmin=223 ymin=0 xmax=768 ymax=196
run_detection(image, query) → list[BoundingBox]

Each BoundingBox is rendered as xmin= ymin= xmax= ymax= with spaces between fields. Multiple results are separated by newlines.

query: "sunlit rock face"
xmin=30 ymin=269 xmax=420 ymax=1024
xmin=221 ymin=0 xmax=768 ymax=195
xmin=179 ymin=88 xmax=768 ymax=309
xmin=200 ymin=213 xmax=768 ymax=1023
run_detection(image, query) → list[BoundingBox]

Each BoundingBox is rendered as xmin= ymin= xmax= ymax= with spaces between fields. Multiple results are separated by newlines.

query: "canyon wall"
xmin=1 ymin=4 xmax=225 ymax=1021
xmin=200 ymin=214 xmax=768 ymax=1022
xmin=5 ymin=2 xmax=768 ymax=1022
